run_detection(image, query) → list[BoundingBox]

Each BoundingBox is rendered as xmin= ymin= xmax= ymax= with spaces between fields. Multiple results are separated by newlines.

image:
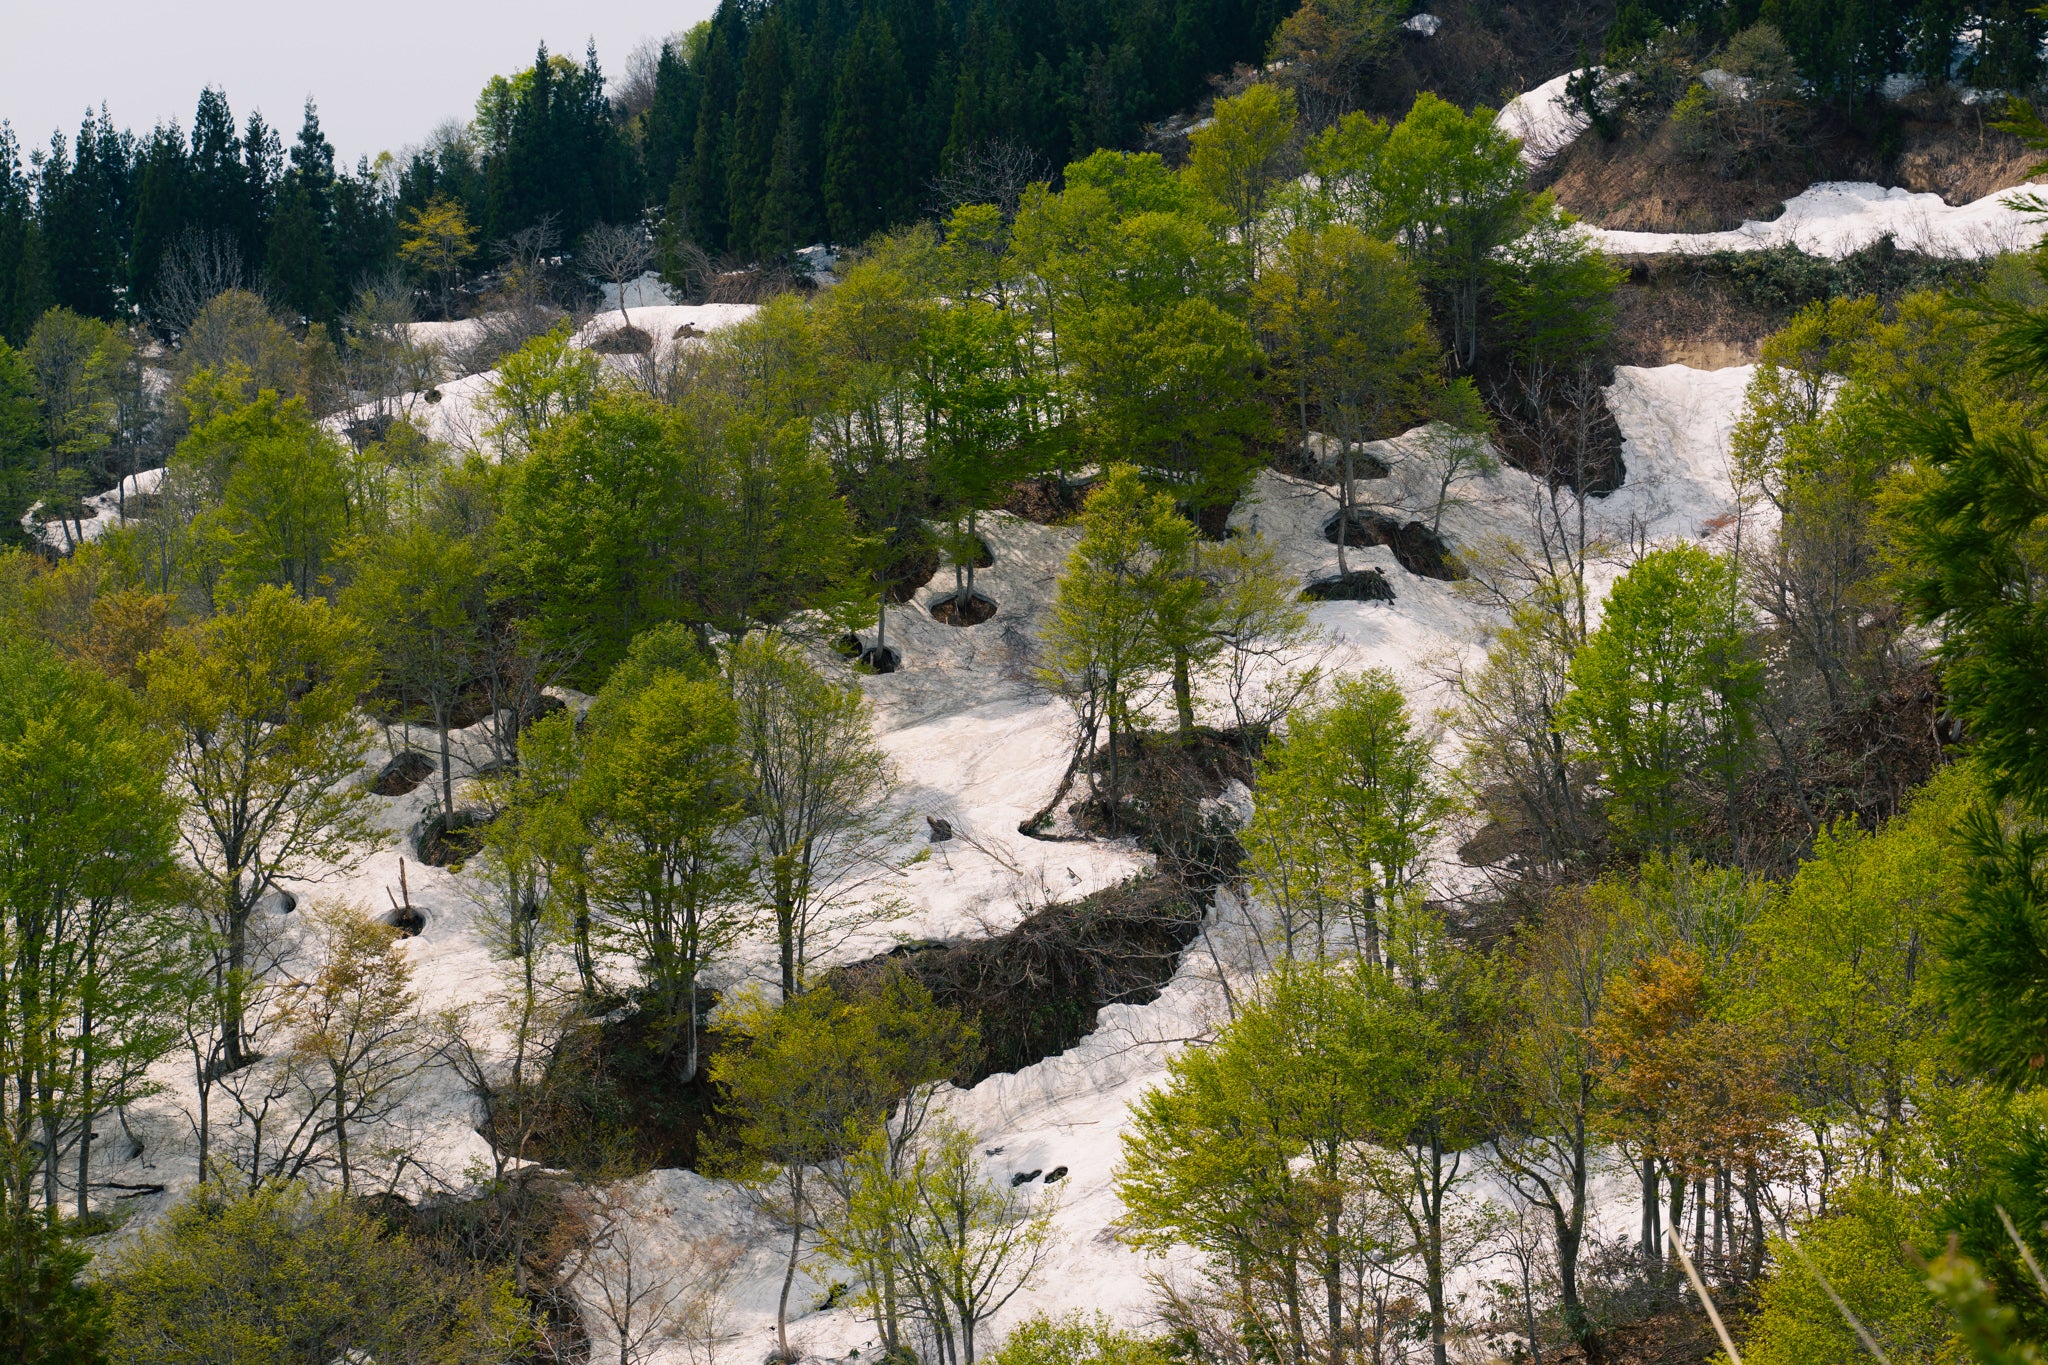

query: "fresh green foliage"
xmin=102 ymin=1180 xmax=531 ymax=1365
xmin=142 ymin=586 xmax=376 ymax=1073
xmin=1560 ymin=544 xmax=1759 ymax=851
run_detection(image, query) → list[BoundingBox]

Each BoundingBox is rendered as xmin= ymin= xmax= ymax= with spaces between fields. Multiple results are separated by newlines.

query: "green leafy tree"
xmin=0 ymin=638 xmax=184 ymax=1226
xmin=1039 ymin=467 xmax=1187 ymax=822
xmin=103 ymin=1179 xmax=530 ymax=1364
xmin=495 ymin=393 xmax=686 ymax=684
xmin=143 ymin=587 xmax=376 ymax=1073
xmin=1244 ymin=671 xmax=1451 ymax=965
xmin=727 ymin=631 xmax=905 ymax=997
xmin=1184 ymin=83 xmax=1298 ymax=288
xmin=1253 ymin=224 xmax=1438 ymax=576
xmin=713 ymin=981 xmax=970 ymax=1361
xmin=985 ymin=1312 xmax=1170 ymax=1365
xmin=177 ymin=392 xmax=356 ymax=606
xmin=341 ymin=524 xmax=482 ymax=815
xmin=485 ymin=323 xmax=602 ymax=460
xmin=1373 ymin=93 xmax=1528 ymax=369
xmin=0 ymin=1214 xmax=105 ymax=1365
xmin=582 ymin=667 xmax=752 ymax=1083
xmin=1559 ymin=544 xmax=1759 ymax=852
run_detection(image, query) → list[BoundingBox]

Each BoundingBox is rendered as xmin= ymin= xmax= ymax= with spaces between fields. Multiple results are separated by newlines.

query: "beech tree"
xmin=582 ymin=666 xmax=753 ymax=1083
xmin=143 ymin=586 xmax=376 ymax=1070
xmin=0 ymin=637 xmax=184 ymax=1226
xmin=1559 ymin=545 xmax=1759 ymax=852
xmin=727 ymin=631 xmax=905 ymax=997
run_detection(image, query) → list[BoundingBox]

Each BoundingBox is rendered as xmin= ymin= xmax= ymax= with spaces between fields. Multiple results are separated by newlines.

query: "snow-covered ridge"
xmin=1590 ymin=178 xmax=2048 ymax=259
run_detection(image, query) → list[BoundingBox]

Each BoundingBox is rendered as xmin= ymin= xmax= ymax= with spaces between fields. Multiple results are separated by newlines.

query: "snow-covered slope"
xmin=1497 ymin=69 xmax=1592 ymax=165
xmin=19 ymin=467 xmax=165 ymax=554
xmin=78 ymin=358 xmax=1760 ymax=1362
xmin=1590 ymin=179 xmax=2048 ymax=258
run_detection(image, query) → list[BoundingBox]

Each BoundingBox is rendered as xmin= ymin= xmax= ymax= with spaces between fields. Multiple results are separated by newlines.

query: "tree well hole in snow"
xmin=586 ymin=324 xmax=654 ymax=355
xmin=1321 ymin=508 xmax=1462 ymax=581
xmin=415 ymin=809 xmax=487 ymax=868
xmin=928 ymin=590 xmax=998 ymax=627
xmin=1303 ymin=568 xmax=1397 ymax=602
xmin=373 ymin=750 xmax=436 ymax=796
xmin=859 ymin=644 xmax=902 ymax=674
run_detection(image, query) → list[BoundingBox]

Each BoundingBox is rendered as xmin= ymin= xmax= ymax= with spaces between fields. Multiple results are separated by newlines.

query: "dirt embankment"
xmin=1546 ymin=91 xmax=2038 ymax=236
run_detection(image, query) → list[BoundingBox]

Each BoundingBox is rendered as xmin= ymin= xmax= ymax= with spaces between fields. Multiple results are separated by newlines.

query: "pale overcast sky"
xmin=2 ymin=1 xmax=719 ymax=164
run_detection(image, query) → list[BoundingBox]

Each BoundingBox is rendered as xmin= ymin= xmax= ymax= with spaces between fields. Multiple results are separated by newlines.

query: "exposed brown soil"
xmin=1303 ymin=568 xmax=1397 ymax=602
xmin=1547 ymin=93 xmax=2037 ymax=235
xmin=1324 ymin=508 xmax=1462 ymax=581
xmin=928 ymin=590 xmax=998 ymax=626
xmin=371 ymin=750 xmax=435 ymax=796
xmin=496 ymin=1007 xmax=731 ymax=1176
xmin=1000 ymin=475 xmax=1084 ymax=525
xmin=416 ymin=809 xmax=487 ymax=868
xmin=882 ymin=538 xmax=941 ymax=604
xmin=832 ymin=873 xmax=1205 ymax=1081
xmin=585 ymin=324 xmax=653 ymax=355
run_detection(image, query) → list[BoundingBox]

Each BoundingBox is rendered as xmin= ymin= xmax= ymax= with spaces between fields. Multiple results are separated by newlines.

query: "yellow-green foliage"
xmin=1742 ymin=1183 xmax=1953 ymax=1365
xmin=103 ymin=1180 xmax=531 ymax=1365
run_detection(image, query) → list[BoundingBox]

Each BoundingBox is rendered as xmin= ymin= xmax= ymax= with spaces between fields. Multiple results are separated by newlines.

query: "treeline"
xmin=0 ymin=0 xmax=1294 ymax=339
xmin=647 ymin=0 xmax=1293 ymax=259
xmin=1609 ymin=0 xmax=2048 ymax=96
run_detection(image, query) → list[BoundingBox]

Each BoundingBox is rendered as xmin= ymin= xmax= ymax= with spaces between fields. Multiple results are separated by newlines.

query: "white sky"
xmin=2 ymin=0 xmax=719 ymax=165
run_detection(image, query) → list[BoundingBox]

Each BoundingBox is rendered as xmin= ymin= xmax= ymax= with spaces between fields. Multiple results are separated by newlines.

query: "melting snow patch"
xmin=1497 ymin=69 xmax=1593 ymax=165
xmin=1591 ymin=179 xmax=2048 ymax=258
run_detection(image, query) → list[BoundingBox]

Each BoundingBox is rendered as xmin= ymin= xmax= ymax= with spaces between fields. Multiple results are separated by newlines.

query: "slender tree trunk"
xmin=1171 ymin=652 xmax=1196 ymax=741
xmin=775 ymin=1168 xmax=804 ymax=1361
xmin=436 ymin=696 xmax=454 ymax=816
xmin=1641 ymin=1155 xmax=1659 ymax=1269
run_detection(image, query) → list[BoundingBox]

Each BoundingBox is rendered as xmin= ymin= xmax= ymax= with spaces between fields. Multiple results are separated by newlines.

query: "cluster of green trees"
xmin=0 ymin=0 xmax=1304 ymax=336
xmin=1606 ymin=0 xmax=2048 ymax=98
xmin=1074 ymin=245 xmax=2048 ymax=1365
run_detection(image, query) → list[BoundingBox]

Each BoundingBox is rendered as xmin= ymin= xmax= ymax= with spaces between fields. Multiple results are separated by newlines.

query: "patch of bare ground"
xmin=1610 ymin=241 xmax=1991 ymax=368
xmin=1547 ymin=91 xmax=2037 ymax=235
xmin=1610 ymin=259 xmax=1779 ymax=368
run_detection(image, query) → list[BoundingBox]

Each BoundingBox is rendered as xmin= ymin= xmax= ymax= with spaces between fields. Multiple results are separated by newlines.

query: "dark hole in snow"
xmin=1322 ymin=509 xmax=1461 ymax=581
xmin=345 ymin=413 xmax=393 ymax=449
xmin=829 ymin=872 xmax=1204 ymax=1082
xmin=1045 ymin=1165 xmax=1068 ymax=1182
xmin=926 ymin=815 xmax=955 ymax=842
xmin=928 ymin=591 xmax=997 ymax=627
xmin=832 ymin=632 xmax=862 ymax=659
xmin=587 ymin=324 xmax=653 ymax=355
xmin=416 ymin=809 xmax=487 ymax=868
xmin=882 ymin=537 xmax=941 ymax=604
xmin=859 ymin=644 xmax=902 ymax=674
xmin=371 ymin=750 xmax=435 ymax=796
xmin=424 ymin=388 xmax=443 ymax=404
xmin=1011 ymin=1169 xmax=1042 ymax=1186
xmin=256 ymin=886 xmax=297 ymax=916
xmin=1302 ymin=569 xmax=1396 ymax=602
xmin=955 ymin=536 xmax=995 ymax=569
xmin=382 ymin=904 xmax=426 ymax=937
xmin=673 ymin=321 xmax=705 ymax=339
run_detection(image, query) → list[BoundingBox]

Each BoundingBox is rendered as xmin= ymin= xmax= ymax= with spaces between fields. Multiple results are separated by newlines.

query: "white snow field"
xmin=337 ymin=301 xmax=762 ymax=450
xmin=1497 ymin=69 xmax=1592 ymax=165
xmin=1494 ymin=68 xmax=2046 ymax=260
xmin=19 ymin=466 xmax=165 ymax=554
xmin=74 ymin=358 xmax=1762 ymax=1362
xmin=1590 ymin=179 xmax=2048 ymax=259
